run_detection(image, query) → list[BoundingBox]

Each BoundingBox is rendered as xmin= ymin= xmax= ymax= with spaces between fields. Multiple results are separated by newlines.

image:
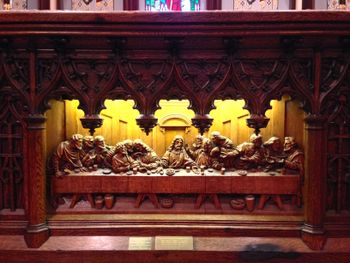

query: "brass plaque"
xmin=155 ymin=236 xmax=194 ymax=250
xmin=128 ymin=237 xmax=152 ymax=250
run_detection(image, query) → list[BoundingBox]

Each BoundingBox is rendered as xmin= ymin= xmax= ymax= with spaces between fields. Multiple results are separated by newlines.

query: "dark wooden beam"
xmin=39 ymin=0 xmax=50 ymax=10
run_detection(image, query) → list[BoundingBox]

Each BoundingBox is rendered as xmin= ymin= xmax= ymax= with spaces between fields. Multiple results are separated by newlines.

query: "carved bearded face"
xmin=71 ymin=134 xmax=83 ymax=150
xmin=284 ymin=137 xmax=296 ymax=152
xmin=174 ymin=138 xmax=184 ymax=151
xmin=203 ymin=140 xmax=213 ymax=153
xmin=210 ymin=132 xmax=221 ymax=145
xmin=193 ymin=136 xmax=203 ymax=148
xmin=271 ymin=138 xmax=282 ymax=152
xmin=83 ymin=136 xmax=94 ymax=149
xmin=94 ymin=136 xmax=106 ymax=150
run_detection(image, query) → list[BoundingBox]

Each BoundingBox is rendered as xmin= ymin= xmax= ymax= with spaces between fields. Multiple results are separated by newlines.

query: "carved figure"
xmin=131 ymin=139 xmax=161 ymax=172
xmin=196 ymin=138 xmax=223 ymax=170
xmin=210 ymin=131 xmax=239 ymax=168
xmin=186 ymin=135 xmax=204 ymax=160
xmin=93 ymin=135 xmax=110 ymax=167
xmin=81 ymin=135 xmax=95 ymax=167
xmin=283 ymin=137 xmax=304 ymax=176
xmin=235 ymin=142 xmax=256 ymax=170
xmin=111 ymin=143 xmax=138 ymax=173
xmin=52 ymin=134 xmax=86 ymax=177
xmin=238 ymin=134 xmax=266 ymax=169
xmin=122 ymin=139 xmax=134 ymax=156
xmin=263 ymin=136 xmax=285 ymax=171
xmin=161 ymin=135 xmax=196 ymax=168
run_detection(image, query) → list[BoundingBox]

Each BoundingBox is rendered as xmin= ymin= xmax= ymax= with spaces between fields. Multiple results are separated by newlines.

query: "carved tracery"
xmin=0 ymin=94 xmax=26 ymax=211
xmin=322 ymin=63 xmax=350 ymax=213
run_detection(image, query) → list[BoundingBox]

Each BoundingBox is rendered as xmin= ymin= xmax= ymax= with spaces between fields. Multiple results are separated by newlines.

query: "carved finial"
xmin=80 ymin=115 xmax=103 ymax=135
xmin=191 ymin=114 xmax=213 ymax=135
xmin=136 ymin=114 xmax=158 ymax=135
xmin=246 ymin=114 xmax=269 ymax=135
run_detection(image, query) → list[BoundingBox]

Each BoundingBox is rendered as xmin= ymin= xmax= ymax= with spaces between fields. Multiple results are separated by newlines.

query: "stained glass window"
xmin=145 ymin=0 xmax=200 ymax=11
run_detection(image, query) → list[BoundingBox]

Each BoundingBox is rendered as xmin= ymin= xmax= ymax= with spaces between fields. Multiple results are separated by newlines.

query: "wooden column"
xmin=24 ymin=115 xmax=49 ymax=248
xmin=39 ymin=0 xmax=50 ymax=9
xmin=303 ymin=0 xmax=313 ymax=9
xmin=301 ymin=115 xmax=327 ymax=250
xmin=207 ymin=0 xmax=222 ymax=10
xmin=123 ymin=0 xmax=139 ymax=10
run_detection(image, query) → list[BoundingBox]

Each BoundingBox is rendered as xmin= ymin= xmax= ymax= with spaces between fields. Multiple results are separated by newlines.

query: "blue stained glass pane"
xmin=145 ymin=0 xmax=200 ymax=11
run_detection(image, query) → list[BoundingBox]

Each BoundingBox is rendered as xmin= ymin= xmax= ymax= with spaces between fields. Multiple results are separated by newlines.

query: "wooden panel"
xmin=206 ymin=176 xmax=231 ymax=194
xmin=237 ymin=113 xmax=251 ymax=144
xmin=222 ymin=120 xmax=231 ymax=139
xmin=119 ymin=120 xmax=127 ymax=141
xmin=95 ymin=113 xmax=113 ymax=145
xmin=45 ymin=101 xmax=65 ymax=156
xmin=285 ymin=99 xmax=305 ymax=147
xmin=128 ymin=175 xmax=153 ymax=193
xmin=52 ymin=172 xmax=300 ymax=195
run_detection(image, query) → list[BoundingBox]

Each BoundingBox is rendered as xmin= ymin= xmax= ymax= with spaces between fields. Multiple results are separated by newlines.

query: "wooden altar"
xmin=0 ymin=11 xmax=350 ymax=254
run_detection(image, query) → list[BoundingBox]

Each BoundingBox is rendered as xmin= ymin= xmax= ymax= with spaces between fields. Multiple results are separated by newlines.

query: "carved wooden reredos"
xmin=1 ymin=11 xmax=350 ymax=249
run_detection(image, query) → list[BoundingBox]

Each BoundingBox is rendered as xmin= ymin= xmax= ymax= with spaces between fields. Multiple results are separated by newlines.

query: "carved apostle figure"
xmin=131 ymin=139 xmax=161 ymax=172
xmin=52 ymin=134 xmax=86 ymax=177
xmin=161 ymin=135 xmax=196 ymax=168
xmin=283 ymin=137 xmax=304 ymax=176
xmin=235 ymin=142 xmax=256 ymax=170
xmin=81 ymin=135 xmax=96 ymax=167
xmin=186 ymin=135 xmax=205 ymax=161
xmin=263 ymin=136 xmax=285 ymax=171
xmin=104 ymin=139 xmax=135 ymax=170
xmin=196 ymin=138 xmax=223 ymax=170
xmin=210 ymin=131 xmax=239 ymax=168
xmin=238 ymin=134 xmax=266 ymax=169
xmin=111 ymin=143 xmax=138 ymax=173
xmin=93 ymin=135 xmax=110 ymax=168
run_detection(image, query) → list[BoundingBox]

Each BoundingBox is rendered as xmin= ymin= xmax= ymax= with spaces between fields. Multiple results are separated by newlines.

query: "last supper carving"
xmin=1 ymin=11 xmax=350 ymax=251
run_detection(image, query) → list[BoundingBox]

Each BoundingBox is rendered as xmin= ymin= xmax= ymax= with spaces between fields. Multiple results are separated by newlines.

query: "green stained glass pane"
xmin=146 ymin=0 xmax=200 ymax=11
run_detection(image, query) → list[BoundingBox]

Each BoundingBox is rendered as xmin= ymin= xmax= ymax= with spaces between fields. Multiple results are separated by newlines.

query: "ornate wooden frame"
xmin=0 ymin=11 xmax=350 ymax=250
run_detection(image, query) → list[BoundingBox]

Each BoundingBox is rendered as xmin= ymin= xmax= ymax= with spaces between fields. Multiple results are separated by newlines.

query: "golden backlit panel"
xmin=45 ymin=98 xmax=305 ymax=158
xmin=234 ymin=0 xmax=278 ymax=10
xmin=45 ymin=100 xmax=66 ymax=158
xmin=209 ymin=100 xmax=250 ymax=145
